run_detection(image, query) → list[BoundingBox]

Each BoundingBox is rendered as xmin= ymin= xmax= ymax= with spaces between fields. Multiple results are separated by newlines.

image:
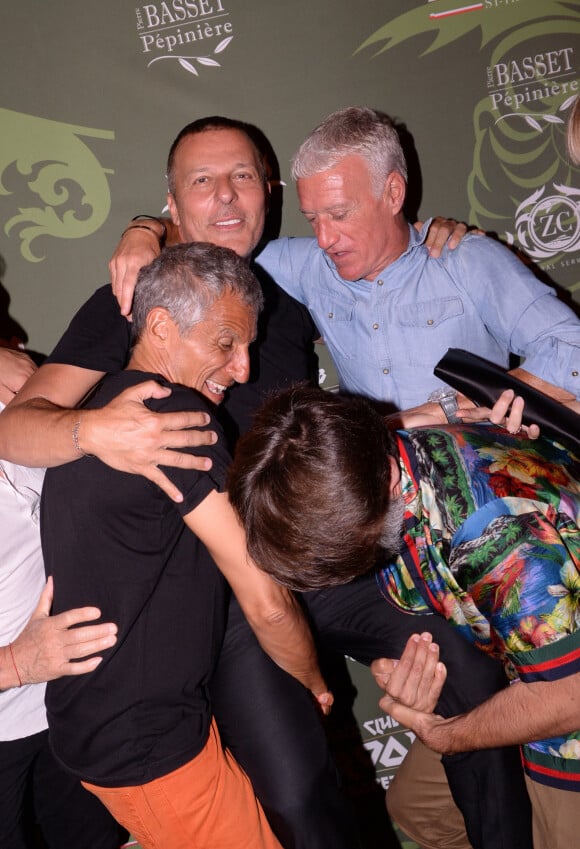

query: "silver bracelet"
xmin=72 ymin=417 xmax=86 ymax=455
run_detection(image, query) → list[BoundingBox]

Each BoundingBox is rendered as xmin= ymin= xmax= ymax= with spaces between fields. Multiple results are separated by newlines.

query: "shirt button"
xmin=373 ymin=323 xmax=379 ymax=330
xmin=377 ymin=279 xmax=384 ymax=286
xmin=383 ymin=368 xmax=390 ymax=375
xmin=328 ymin=312 xmax=333 ymax=319
xmin=572 ymin=370 xmax=579 ymax=377
xmin=427 ymin=319 xmax=434 ymax=326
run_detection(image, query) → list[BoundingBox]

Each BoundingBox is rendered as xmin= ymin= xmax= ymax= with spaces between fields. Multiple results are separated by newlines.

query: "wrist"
xmin=0 ymin=644 xmax=22 ymax=691
xmin=428 ymin=388 xmax=461 ymax=423
xmin=122 ymin=215 xmax=167 ymax=246
xmin=72 ymin=410 xmax=96 ymax=458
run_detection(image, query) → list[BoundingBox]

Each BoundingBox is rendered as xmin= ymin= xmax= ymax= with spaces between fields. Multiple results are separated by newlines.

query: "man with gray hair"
xmin=40 ymin=242 xmax=330 ymax=849
xmin=259 ymin=105 xmax=580 ymax=411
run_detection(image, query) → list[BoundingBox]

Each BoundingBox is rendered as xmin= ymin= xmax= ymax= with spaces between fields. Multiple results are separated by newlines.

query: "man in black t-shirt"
xmin=41 ymin=242 xmax=329 ymax=849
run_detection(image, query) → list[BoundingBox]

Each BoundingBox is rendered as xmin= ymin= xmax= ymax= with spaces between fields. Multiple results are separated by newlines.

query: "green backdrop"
xmin=2 ymin=2 xmax=579 ymax=844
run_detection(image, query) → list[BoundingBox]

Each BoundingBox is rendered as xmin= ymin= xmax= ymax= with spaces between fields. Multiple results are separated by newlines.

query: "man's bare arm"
xmin=0 ymin=577 xmax=118 ymax=690
xmin=389 ymin=389 xmax=540 ymax=438
xmin=372 ymin=636 xmax=580 ymax=754
xmin=110 ymin=217 xmax=178 ymax=317
xmin=185 ymin=488 xmax=332 ymax=713
xmin=0 ymin=363 xmax=217 ymax=503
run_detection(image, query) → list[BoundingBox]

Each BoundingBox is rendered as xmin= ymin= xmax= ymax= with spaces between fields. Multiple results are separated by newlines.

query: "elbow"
xmin=242 ymin=589 xmax=297 ymax=633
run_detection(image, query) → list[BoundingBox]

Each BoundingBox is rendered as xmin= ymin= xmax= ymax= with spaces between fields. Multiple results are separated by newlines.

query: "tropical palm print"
xmin=378 ymin=425 xmax=580 ymax=790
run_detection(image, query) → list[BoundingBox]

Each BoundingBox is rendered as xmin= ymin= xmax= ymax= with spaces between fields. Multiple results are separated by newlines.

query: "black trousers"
xmin=210 ymin=573 xmax=532 ymax=849
xmin=0 ymin=729 xmax=125 ymax=849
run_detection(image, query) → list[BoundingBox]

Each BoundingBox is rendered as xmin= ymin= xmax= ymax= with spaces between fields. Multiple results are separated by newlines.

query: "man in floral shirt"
xmin=228 ymin=385 xmax=580 ymax=849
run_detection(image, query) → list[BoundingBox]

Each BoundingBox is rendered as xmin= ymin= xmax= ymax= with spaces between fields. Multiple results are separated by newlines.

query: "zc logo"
xmin=509 ymin=184 xmax=580 ymax=260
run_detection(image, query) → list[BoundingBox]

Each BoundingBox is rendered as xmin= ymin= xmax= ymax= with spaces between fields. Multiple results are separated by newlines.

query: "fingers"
xmin=123 ymin=379 xmax=172 ymax=403
xmin=388 ymin=633 xmax=441 ymax=709
xmin=459 ymin=389 xmax=540 ymax=439
xmin=109 ymin=230 xmax=160 ymax=315
xmin=144 ymin=465 xmax=186 ymax=503
xmin=314 ymin=690 xmax=334 ymax=716
xmin=502 ymin=393 xmax=525 ymax=433
xmin=63 ymin=656 xmax=105 ymax=676
xmin=374 ymin=633 xmax=447 ymax=713
xmin=378 ymin=663 xmax=447 ymax=720
xmin=442 ymin=221 xmax=468 ymax=252
xmin=425 ymin=218 xmax=468 ymax=258
xmin=52 ymin=605 xmax=114 ymax=631
xmin=14 ymin=609 xmax=118 ymax=684
xmin=489 ymin=391 xmax=540 ymax=438
xmin=62 ymin=625 xmax=118 ymax=660
xmin=32 ymin=576 xmax=54 ymax=618
xmin=486 ymin=389 xmax=516 ymax=425
xmin=87 ymin=382 xmax=218 ymax=493
xmin=371 ymin=657 xmax=397 ymax=688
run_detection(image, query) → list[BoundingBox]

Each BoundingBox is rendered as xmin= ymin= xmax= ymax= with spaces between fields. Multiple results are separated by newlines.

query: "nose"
xmin=215 ymin=175 xmax=237 ymax=204
xmin=229 ymin=346 xmax=251 ymax=385
xmin=314 ymin=218 xmax=338 ymax=251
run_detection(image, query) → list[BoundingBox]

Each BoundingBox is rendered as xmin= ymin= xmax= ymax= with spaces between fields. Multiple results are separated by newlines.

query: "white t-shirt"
xmin=0 ymin=439 xmax=47 ymax=740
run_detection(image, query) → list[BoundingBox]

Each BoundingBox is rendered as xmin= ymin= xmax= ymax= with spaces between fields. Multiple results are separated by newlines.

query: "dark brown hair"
xmin=228 ymin=385 xmax=397 ymax=591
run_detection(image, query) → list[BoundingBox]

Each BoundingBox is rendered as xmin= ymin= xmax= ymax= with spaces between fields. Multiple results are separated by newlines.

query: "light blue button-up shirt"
xmin=256 ymin=222 xmax=580 ymax=410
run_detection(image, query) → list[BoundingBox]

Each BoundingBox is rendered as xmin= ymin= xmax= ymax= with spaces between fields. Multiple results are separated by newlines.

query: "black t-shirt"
xmin=42 ymin=371 xmax=231 ymax=786
xmin=47 ymin=266 xmax=319 ymax=447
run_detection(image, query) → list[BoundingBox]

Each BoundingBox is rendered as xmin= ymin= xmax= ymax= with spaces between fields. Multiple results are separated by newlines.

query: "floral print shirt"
xmin=377 ymin=425 xmax=580 ymax=791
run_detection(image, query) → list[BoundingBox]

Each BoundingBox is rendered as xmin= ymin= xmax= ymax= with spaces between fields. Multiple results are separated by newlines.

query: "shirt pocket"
xmin=397 ymin=297 xmax=464 ymax=329
xmin=313 ymin=293 xmax=356 ymax=360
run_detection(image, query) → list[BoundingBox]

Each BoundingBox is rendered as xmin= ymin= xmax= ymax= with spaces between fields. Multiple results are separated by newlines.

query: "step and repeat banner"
xmin=2 ymin=0 xmax=579 ymax=832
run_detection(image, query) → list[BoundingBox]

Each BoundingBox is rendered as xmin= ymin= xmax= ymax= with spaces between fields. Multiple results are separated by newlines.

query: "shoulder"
xmin=256 ymin=236 xmax=321 ymax=267
xmin=46 ymin=285 xmax=130 ymax=370
xmin=442 ymin=233 xmax=527 ymax=268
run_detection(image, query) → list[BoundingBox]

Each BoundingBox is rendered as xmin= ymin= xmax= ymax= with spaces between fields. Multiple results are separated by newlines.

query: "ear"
xmin=383 ymin=171 xmax=406 ymax=216
xmin=146 ymin=307 xmax=175 ymax=347
xmin=167 ymin=192 xmax=180 ymax=228
xmin=388 ymin=455 xmax=402 ymax=498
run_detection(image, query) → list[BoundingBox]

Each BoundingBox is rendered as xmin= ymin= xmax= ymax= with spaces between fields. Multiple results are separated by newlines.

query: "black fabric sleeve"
xmin=46 ymin=285 xmax=132 ymax=373
xmin=145 ymin=381 xmax=233 ymax=516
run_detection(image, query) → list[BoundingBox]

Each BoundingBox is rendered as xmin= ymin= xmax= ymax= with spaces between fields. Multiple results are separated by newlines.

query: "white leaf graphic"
xmin=179 ymin=58 xmax=199 ymax=75
xmin=525 ymin=116 xmax=542 ymax=131
xmin=197 ymin=57 xmax=220 ymax=66
xmin=214 ymin=37 xmax=233 ymax=54
xmin=543 ymin=114 xmax=564 ymax=124
xmin=560 ymin=95 xmax=578 ymax=112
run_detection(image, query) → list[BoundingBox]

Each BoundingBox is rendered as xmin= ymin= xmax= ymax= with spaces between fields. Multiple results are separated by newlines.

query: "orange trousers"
xmin=82 ymin=719 xmax=282 ymax=849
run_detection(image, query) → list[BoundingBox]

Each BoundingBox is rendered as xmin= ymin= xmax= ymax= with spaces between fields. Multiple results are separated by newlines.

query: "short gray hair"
xmin=131 ymin=242 xmax=263 ymax=342
xmin=291 ymin=106 xmax=408 ymax=194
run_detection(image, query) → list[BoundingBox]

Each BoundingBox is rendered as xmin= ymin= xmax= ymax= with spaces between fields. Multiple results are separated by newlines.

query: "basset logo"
xmin=357 ymin=1 xmax=580 ymax=278
xmin=134 ymin=0 xmax=234 ymax=78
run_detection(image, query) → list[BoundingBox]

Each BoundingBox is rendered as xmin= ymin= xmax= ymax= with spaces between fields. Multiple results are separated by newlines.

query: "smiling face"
xmin=297 ymin=154 xmax=408 ymax=281
xmin=167 ymin=128 xmax=268 ymax=260
xmin=133 ymin=289 xmax=257 ymax=406
xmin=169 ymin=290 xmax=257 ymax=404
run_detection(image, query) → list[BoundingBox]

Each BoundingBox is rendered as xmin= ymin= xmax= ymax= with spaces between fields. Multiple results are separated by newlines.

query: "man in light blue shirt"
xmin=257 ymin=106 xmax=580 ymax=410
